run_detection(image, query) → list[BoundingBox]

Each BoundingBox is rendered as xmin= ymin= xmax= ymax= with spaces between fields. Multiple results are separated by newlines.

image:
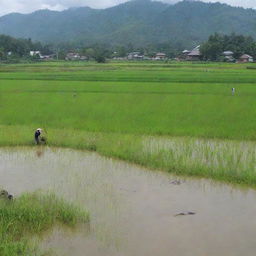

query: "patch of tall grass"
xmin=0 ymin=125 xmax=255 ymax=187
xmin=141 ymin=136 xmax=256 ymax=185
xmin=0 ymin=192 xmax=89 ymax=256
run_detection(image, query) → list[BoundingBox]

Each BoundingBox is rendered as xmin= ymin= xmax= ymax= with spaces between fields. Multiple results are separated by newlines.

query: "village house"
xmin=30 ymin=51 xmax=41 ymax=57
xmin=186 ymin=45 xmax=201 ymax=61
xmin=65 ymin=52 xmax=87 ymax=61
xmin=238 ymin=54 xmax=253 ymax=63
xmin=65 ymin=52 xmax=80 ymax=61
xmin=182 ymin=50 xmax=190 ymax=58
xmin=223 ymin=51 xmax=234 ymax=56
xmin=127 ymin=52 xmax=144 ymax=60
xmin=177 ymin=50 xmax=190 ymax=61
xmin=40 ymin=54 xmax=55 ymax=61
xmin=154 ymin=52 xmax=167 ymax=60
xmin=222 ymin=51 xmax=234 ymax=62
xmin=182 ymin=50 xmax=190 ymax=55
xmin=29 ymin=51 xmax=55 ymax=60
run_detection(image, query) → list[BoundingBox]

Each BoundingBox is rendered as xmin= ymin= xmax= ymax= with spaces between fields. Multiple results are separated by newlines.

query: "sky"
xmin=0 ymin=0 xmax=255 ymax=16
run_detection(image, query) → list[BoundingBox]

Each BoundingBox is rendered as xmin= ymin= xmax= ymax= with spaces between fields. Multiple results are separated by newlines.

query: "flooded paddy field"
xmin=1 ymin=147 xmax=256 ymax=256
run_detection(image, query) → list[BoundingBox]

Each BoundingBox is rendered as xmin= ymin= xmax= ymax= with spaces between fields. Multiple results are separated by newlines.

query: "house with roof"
xmin=65 ymin=52 xmax=80 ymax=61
xmin=154 ymin=52 xmax=167 ymax=60
xmin=65 ymin=52 xmax=88 ymax=61
xmin=182 ymin=49 xmax=190 ymax=56
xmin=182 ymin=50 xmax=190 ymax=55
xmin=30 ymin=51 xmax=41 ymax=57
xmin=127 ymin=52 xmax=144 ymax=60
xmin=40 ymin=54 xmax=55 ymax=61
xmin=177 ymin=50 xmax=191 ymax=60
xmin=186 ymin=45 xmax=202 ymax=61
xmin=238 ymin=54 xmax=253 ymax=63
xmin=222 ymin=51 xmax=235 ymax=62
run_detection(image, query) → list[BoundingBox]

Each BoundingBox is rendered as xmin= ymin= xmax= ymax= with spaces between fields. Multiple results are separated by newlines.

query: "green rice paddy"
xmin=0 ymin=61 xmax=256 ymax=186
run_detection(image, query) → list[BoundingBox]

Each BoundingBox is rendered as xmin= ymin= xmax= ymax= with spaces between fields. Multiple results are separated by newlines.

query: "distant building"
xmin=186 ymin=45 xmax=201 ymax=61
xmin=155 ymin=52 xmax=167 ymax=60
xmin=178 ymin=50 xmax=191 ymax=60
xmin=30 ymin=51 xmax=41 ymax=57
xmin=40 ymin=54 xmax=55 ymax=61
xmin=182 ymin=50 xmax=190 ymax=55
xmin=65 ymin=52 xmax=87 ymax=61
xmin=238 ymin=54 xmax=253 ymax=63
xmin=29 ymin=51 xmax=55 ymax=60
xmin=223 ymin=51 xmax=234 ymax=56
xmin=65 ymin=52 xmax=80 ymax=61
xmin=127 ymin=52 xmax=144 ymax=60
xmin=222 ymin=51 xmax=235 ymax=62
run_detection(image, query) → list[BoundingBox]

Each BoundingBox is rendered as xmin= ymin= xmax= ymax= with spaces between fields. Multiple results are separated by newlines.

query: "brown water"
xmin=1 ymin=147 xmax=256 ymax=256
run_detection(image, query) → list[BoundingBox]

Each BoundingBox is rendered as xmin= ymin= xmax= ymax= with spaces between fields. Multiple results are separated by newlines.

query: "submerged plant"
xmin=0 ymin=192 xmax=89 ymax=256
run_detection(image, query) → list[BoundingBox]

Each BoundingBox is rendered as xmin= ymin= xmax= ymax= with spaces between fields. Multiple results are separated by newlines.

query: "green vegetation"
xmin=1 ymin=0 xmax=256 ymax=48
xmin=1 ymin=126 xmax=256 ymax=186
xmin=0 ymin=192 xmax=89 ymax=256
xmin=1 ymin=62 xmax=256 ymax=140
xmin=0 ymin=61 xmax=256 ymax=187
xmin=201 ymin=33 xmax=256 ymax=61
xmin=0 ymin=35 xmax=52 ymax=62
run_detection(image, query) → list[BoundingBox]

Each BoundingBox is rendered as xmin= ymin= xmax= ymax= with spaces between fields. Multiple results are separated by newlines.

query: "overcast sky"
xmin=0 ymin=0 xmax=255 ymax=16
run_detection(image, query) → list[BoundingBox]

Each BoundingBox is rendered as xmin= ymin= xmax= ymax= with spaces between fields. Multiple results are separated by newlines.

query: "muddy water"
xmin=1 ymin=147 xmax=256 ymax=256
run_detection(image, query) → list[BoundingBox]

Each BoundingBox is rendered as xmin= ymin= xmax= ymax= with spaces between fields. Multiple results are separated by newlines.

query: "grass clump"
xmin=0 ymin=192 xmax=89 ymax=256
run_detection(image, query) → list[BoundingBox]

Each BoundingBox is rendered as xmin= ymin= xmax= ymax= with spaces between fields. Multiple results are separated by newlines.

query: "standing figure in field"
xmin=35 ymin=128 xmax=47 ymax=145
xmin=232 ymin=87 xmax=235 ymax=96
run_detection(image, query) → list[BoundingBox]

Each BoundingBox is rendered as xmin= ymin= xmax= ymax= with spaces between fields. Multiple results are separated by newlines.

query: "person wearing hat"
xmin=35 ymin=128 xmax=46 ymax=145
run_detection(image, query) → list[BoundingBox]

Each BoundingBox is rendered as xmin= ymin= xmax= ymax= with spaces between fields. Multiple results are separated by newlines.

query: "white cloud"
xmin=0 ymin=0 xmax=255 ymax=16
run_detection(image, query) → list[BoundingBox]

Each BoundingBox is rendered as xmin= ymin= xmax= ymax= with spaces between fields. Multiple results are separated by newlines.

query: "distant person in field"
xmin=35 ymin=128 xmax=46 ymax=145
xmin=232 ymin=88 xmax=235 ymax=96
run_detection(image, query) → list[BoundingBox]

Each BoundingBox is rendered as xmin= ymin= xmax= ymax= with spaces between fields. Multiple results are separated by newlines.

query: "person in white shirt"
xmin=35 ymin=128 xmax=46 ymax=145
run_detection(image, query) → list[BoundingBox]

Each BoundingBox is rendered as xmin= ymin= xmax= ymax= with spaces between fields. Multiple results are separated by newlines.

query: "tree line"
xmin=1 ymin=32 xmax=256 ymax=63
xmin=0 ymin=34 xmax=52 ymax=61
xmin=0 ymin=33 xmax=183 ymax=62
xmin=201 ymin=33 xmax=256 ymax=61
xmin=56 ymin=41 xmax=183 ymax=60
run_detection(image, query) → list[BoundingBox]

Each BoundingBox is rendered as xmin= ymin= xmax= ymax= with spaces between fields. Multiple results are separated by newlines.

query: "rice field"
xmin=0 ymin=61 xmax=256 ymax=186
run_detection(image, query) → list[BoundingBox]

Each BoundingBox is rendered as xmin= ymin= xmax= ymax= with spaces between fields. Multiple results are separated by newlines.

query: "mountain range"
xmin=0 ymin=0 xmax=256 ymax=48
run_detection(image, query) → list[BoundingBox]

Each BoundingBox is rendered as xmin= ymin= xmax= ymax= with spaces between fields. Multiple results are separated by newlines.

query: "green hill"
xmin=1 ymin=0 xmax=256 ymax=47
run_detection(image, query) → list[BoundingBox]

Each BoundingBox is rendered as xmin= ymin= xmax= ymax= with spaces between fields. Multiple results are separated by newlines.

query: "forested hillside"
xmin=0 ymin=0 xmax=256 ymax=48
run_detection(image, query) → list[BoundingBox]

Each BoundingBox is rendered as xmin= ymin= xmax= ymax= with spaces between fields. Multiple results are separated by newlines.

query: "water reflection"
xmin=0 ymin=147 xmax=256 ymax=256
xmin=36 ymin=148 xmax=44 ymax=158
